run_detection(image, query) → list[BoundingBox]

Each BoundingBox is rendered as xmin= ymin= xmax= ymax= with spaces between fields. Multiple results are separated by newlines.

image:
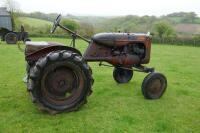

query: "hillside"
xmin=64 ymin=15 xmax=111 ymax=27
xmin=16 ymin=12 xmax=200 ymax=40
xmin=175 ymin=24 xmax=200 ymax=34
xmin=19 ymin=17 xmax=52 ymax=27
xmin=96 ymin=15 xmax=156 ymax=32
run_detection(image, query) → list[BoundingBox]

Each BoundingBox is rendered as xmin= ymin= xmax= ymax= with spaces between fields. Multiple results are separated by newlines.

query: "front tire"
xmin=27 ymin=50 xmax=93 ymax=113
xmin=113 ymin=67 xmax=133 ymax=83
xmin=142 ymin=72 xmax=167 ymax=99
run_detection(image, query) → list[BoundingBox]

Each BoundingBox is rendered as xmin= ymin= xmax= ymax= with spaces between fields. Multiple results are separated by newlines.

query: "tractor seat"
xmin=25 ymin=41 xmax=63 ymax=54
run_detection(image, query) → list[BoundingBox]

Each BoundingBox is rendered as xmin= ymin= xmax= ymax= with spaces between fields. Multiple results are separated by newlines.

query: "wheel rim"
xmin=41 ymin=62 xmax=85 ymax=107
xmin=147 ymin=78 xmax=165 ymax=98
xmin=6 ymin=33 xmax=17 ymax=44
xmin=114 ymin=67 xmax=133 ymax=83
xmin=118 ymin=69 xmax=131 ymax=81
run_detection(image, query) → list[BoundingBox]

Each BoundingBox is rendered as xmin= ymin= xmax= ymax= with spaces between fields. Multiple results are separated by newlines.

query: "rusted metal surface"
xmin=40 ymin=60 xmax=85 ymax=106
xmin=92 ymin=33 xmax=148 ymax=47
xmin=25 ymin=42 xmax=63 ymax=54
xmin=25 ymin=42 xmax=82 ymax=62
xmin=26 ymin=34 xmax=151 ymax=71
xmin=26 ymin=32 xmax=151 ymax=67
xmin=84 ymin=33 xmax=151 ymax=66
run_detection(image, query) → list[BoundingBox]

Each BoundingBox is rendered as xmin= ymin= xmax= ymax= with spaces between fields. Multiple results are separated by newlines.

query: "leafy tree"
xmin=193 ymin=34 xmax=200 ymax=41
xmin=166 ymin=12 xmax=198 ymax=23
xmin=154 ymin=21 xmax=176 ymax=40
xmin=4 ymin=0 xmax=20 ymax=30
xmin=182 ymin=12 xmax=197 ymax=23
xmin=61 ymin=19 xmax=80 ymax=32
xmin=79 ymin=22 xmax=94 ymax=37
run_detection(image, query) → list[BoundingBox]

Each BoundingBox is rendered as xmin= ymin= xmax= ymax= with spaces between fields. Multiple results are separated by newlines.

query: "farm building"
xmin=0 ymin=7 xmax=29 ymax=44
xmin=0 ymin=7 xmax=12 ymax=31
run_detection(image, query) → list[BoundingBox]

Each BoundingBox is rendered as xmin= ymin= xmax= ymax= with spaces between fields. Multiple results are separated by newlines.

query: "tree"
xmin=61 ymin=19 xmax=80 ymax=32
xmin=182 ymin=12 xmax=197 ymax=23
xmin=79 ymin=22 xmax=94 ymax=37
xmin=4 ymin=0 xmax=20 ymax=12
xmin=154 ymin=21 xmax=176 ymax=41
xmin=4 ymin=0 xmax=20 ymax=30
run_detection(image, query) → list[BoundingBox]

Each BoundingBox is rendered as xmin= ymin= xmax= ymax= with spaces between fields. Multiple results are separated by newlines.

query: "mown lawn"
xmin=0 ymin=38 xmax=200 ymax=133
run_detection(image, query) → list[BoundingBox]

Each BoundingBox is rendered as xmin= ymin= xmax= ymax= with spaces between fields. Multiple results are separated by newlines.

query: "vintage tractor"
xmin=25 ymin=15 xmax=167 ymax=113
xmin=0 ymin=7 xmax=29 ymax=44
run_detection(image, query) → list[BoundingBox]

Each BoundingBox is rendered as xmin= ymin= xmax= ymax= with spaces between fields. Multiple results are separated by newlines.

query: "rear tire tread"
xmin=27 ymin=50 xmax=93 ymax=114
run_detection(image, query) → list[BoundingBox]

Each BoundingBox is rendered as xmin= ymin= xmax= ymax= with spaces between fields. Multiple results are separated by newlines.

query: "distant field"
xmin=19 ymin=17 xmax=52 ymax=27
xmin=0 ymin=38 xmax=200 ymax=132
xmin=175 ymin=23 xmax=200 ymax=34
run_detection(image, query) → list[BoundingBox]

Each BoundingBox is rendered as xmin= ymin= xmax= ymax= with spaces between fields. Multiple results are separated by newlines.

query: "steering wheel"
xmin=51 ymin=14 xmax=62 ymax=33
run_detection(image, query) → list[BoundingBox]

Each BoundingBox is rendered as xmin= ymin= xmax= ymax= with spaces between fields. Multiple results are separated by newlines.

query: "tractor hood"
xmin=92 ymin=33 xmax=151 ymax=47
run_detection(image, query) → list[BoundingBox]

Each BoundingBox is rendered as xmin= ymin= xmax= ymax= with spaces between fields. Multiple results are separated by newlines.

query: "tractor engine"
xmin=108 ymin=43 xmax=146 ymax=66
xmin=84 ymin=33 xmax=151 ymax=66
xmin=112 ymin=43 xmax=146 ymax=59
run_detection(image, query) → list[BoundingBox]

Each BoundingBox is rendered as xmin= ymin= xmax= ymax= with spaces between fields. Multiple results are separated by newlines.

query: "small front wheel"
xmin=113 ymin=67 xmax=133 ymax=83
xmin=142 ymin=72 xmax=167 ymax=99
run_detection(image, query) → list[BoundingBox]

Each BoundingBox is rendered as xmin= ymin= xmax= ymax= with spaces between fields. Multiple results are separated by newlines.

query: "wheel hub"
xmin=45 ymin=67 xmax=77 ymax=97
xmin=58 ymin=80 xmax=66 ymax=88
xmin=148 ymin=79 xmax=163 ymax=96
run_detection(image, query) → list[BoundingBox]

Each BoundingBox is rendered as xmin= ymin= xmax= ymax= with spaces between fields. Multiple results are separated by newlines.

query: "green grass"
xmin=19 ymin=17 xmax=52 ymax=27
xmin=0 ymin=38 xmax=200 ymax=133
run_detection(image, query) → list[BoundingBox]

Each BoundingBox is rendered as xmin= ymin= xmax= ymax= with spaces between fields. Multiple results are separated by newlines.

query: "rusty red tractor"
xmin=25 ymin=15 xmax=167 ymax=113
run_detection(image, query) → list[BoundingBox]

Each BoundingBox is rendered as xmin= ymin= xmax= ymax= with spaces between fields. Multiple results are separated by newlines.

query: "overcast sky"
xmin=0 ymin=0 xmax=200 ymax=16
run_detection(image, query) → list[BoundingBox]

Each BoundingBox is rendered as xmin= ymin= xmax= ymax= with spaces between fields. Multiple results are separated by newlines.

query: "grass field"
xmin=19 ymin=17 xmax=52 ymax=27
xmin=0 ymin=38 xmax=200 ymax=133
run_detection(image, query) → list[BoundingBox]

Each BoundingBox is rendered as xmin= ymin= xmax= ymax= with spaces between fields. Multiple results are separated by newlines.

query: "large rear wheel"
xmin=27 ymin=50 xmax=93 ymax=114
xmin=5 ymin=32 xmax=18 ymax=44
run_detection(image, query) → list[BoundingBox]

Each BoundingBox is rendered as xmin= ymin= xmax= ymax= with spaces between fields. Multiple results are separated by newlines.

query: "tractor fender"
xmin=26 ymin=45 xmax=82 ymax=63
